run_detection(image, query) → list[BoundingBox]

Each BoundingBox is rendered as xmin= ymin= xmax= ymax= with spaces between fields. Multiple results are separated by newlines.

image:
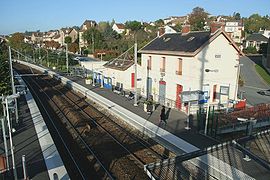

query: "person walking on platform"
xmin=160 ymin=106 xmax=166 ymax=124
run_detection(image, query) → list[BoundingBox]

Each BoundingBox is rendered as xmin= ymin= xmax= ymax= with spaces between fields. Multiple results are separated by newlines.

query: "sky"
xmin=1 ymin=0 xmax=270 ymax=35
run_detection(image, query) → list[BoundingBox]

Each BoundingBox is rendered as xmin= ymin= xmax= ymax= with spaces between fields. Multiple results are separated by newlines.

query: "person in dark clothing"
xmin=160 ymin=106 xmax=166 ymax=124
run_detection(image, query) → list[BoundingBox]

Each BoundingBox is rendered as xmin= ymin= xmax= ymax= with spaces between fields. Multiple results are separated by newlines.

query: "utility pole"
xmin=134 ymin=42 xmax=138 ymax=106
xmin=5 ymin=98 xmax=18 ymax=180
xmin=66 ymin=43 xmax=69 ymax=73
xmin=9 ymin=46 xmax=18 ymax=123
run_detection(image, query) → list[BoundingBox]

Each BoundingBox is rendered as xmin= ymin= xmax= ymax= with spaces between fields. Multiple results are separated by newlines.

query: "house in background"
xmin=139 ymin=27 xmax=243 ymax=112
xmin=79 ymin=20 xmax=97 ymax=54
xmin=59 ymin=28 xmax=78 ymax=45
xmin=31 ymin=32 xmax=43 ymax=45
xmin=244 ymin=33 xmax=268 ymax=51
xmin=258 ymin=29 xmax=270 ymax=39
xmin=112 ymin=23 xmax=125 ymax=34
xmin=224 ymin=21 xmax=244 ymax=44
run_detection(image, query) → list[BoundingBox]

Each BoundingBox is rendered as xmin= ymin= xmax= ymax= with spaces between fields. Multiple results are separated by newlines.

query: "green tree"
xmin=155 ymin=19 xmax=164 ymax=26
xmin=244 ymin=14 xmax=270 ymax=33
xmin=125 ymin=21 xmax=142 ymax=32
xmin=64 ymin=36 xmax=72 ymax=44
xmin=174 ymin=23 xmax=182 ymax=32
xmin=8 ymin=32 xmax=25 ymax=50
xmin=233 ymin=12 xmax=241 ymax=20
xmin=98 ymin=21 xmax=110 ymax=33
xmin=82 ymin=28 xmax=106 ymax=53
xmin=0 ymin=40 xmax=11 ymax=95
xmin=188 ymin=7 xmax=208 ymax=31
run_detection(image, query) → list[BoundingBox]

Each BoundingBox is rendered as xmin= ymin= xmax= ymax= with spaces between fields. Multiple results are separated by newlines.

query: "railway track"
xmin=14 ymin=63 xmax=175 ymax=179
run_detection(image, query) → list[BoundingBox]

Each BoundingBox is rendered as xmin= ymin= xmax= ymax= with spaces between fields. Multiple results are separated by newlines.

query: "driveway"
xmin=239 ymin=56 xmax=270 ymax=105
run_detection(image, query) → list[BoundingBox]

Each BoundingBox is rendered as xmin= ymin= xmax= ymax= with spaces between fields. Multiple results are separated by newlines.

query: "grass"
xmin=254 ymin=64 xmax=270 ymax=85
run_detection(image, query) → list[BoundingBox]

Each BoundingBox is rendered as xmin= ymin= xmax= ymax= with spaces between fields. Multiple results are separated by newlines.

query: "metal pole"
xmin=204 ymin=88 xmax=211 ymax=135
xmin=22 ymin=155 xmax=27 ymax=179
xmin=66 ymin=44 xmax=69 ymax=73
xmin=9 ymin=46 xmax=18 ymax=123
xmin=1 ymin=97 xmax=10 ymax=170
xmin=185 ymin=101 xmax=191 ymax=130
xmin=234 ymin=64 xmax=242 ymax=101
xmin=5 ymin=98 xmax=17 ymax=180
xmin=46 ymin=50 xmax=49 ymax=67
xmin=92 ymin=64 xmax=95 ymax=86
xmin=134 ymin=42 xmax=138 ymax=106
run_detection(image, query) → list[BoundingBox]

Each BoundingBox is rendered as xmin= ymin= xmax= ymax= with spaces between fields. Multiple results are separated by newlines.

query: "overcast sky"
xmin=1 ymin=0 xmax=270 ymax=35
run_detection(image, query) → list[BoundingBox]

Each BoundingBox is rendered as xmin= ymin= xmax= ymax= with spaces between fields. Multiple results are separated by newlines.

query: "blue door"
xmin=104 ymin=77 xmax=112 ymax=89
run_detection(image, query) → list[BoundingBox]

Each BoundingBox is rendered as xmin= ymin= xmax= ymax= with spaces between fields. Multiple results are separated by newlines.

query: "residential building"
xmin=43 ymin=30 xmax=58 ymax=42
xmin=244 ymin=33 xmax=268 ymax=51
xmin=139 ymin=27 xmax=243 ymax=112
xmin=112 ymin=23 xmax=125 ymax=34
xmin=59 ymin=28 xmax=78 ymax=46
xmin=224 ymin=21 xmax=244 ymax=44
xmin=163 ymin=16 xmax=188 ymax=26
xmin=79 ymin=20 xmax=97 ymax=54
xmin=31 ymin=32 xmax=43 ymax=45
xmin=258 ymin=29 xmax=270 ymax=39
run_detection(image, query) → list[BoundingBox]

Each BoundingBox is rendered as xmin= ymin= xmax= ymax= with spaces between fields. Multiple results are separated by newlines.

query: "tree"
xmin=259 ymin=43 xmax=268 ymax=57
xmin=82 ymin=28 xmax=106 ymax=53
xmin=0 ymin=40 xmax=11 ymax=95
xmin=69 ymin=42 xmax=79 ymax=53
xmin=188 ymin=7 xmax=208 ymax=31
xmin=174 ymin=23 xmax=182 ymax=32
xmin=125 ymin=21 xmax=142 ymax=32
xmin=98 ymin=21 xmax=110 ymax=33
xmin=155 ymin=19 xmax=164 ymax=26
xmin=8 ymin=32 xmax=25 ymax=50
xmin=244 ymin=14 xmax=270 ymax=33
xmin=64 ymin=36 xmax=72 ymax=44
xmin=233 ymin=12 xmax=241 ymax=20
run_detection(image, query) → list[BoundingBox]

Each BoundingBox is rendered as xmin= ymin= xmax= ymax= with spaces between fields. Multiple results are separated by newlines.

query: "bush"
xmin=243 ymin=46 xmax=257 ymax=54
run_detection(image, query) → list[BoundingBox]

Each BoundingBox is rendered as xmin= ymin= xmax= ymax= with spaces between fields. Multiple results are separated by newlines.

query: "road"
xmin=239 ymin=56 xmax=270 ymax=105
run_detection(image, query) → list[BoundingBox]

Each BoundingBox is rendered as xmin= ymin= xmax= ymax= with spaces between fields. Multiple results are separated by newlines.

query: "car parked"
xmin=257 ymin=89 xmax=270 ymax=96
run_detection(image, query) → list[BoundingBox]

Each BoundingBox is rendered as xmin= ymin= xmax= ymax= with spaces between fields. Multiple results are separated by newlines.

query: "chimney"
xmin=210 ymin=22 xmax=224 ymax=34
xmin=182 ymin=25 xmax=190 ymax=34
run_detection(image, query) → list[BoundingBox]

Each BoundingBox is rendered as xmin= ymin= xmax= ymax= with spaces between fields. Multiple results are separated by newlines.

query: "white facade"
xmin=140 ymin=33 xmax=240 ymax=111
xmin=164 ymin=25 xmax=177 ymax=34
xmin=112 ymin=23 xmax=125 ymax=34
xmin=80 ymin=60 xmax=142 ymax=91
xmin=103 ymin=65 xmax=142 ymax=91
xmin=224 ymin=21 xmax=244 ymax=44
xmin=259 ymin=29 xmax=270 ymax=39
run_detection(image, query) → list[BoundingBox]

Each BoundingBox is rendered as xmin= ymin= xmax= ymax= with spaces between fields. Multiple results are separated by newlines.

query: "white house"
xmin=112 ymin=23 xmax=125 ymax=34
xmin=259 ymin=29 xmax=270 ymax=39
xmin=224 ymin=21 xmax=244 ymax=44
xmin=244 ymin=33 xmax=268 ymax=51
xmin=139 ymin=28 xmax=243 ymax=112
